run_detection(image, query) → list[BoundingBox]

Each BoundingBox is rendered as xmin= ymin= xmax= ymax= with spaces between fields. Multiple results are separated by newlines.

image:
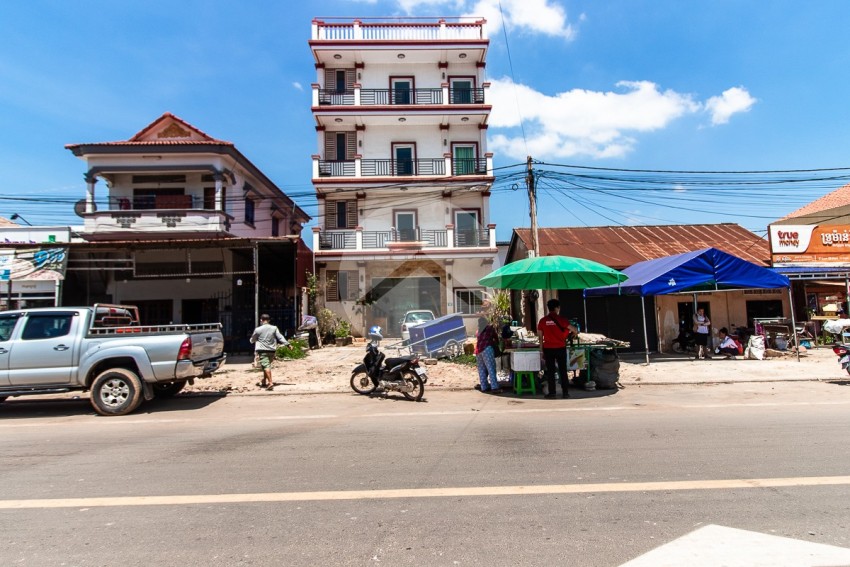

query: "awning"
xmin=585 ymin=248 xmax=790 ymax=297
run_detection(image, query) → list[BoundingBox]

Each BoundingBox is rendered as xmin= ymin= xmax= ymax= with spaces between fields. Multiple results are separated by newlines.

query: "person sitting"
xmin=715 ymin=327 xmax=739 ymax=359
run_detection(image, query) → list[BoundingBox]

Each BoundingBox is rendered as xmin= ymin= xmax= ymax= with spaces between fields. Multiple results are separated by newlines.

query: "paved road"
xmin=1 ymin=382 xmax=850 ymax=566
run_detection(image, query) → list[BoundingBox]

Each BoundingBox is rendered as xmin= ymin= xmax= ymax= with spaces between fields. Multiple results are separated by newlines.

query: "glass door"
xmin=394 ymin=145 xmax=415 ymax=175
xmin=450 ymin=79 xmax=473 ymax=104
xmin=455 ymin=210 xmax=480 ymax=246
xmin=391 ymin=78 xmax=412 ymax=104
xmin=395 ymin=211 xmax=417 ymax=241
xmin=452 ymin=145 xmax=476 ymax=175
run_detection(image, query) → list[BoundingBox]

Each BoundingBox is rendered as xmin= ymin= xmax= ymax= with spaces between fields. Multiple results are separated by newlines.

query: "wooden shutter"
xmin=347 ymin=271 xmax=358 ymax=300
xmin=326 ymin=270 xmax=339 ymax=302
xmin=325 ymin=200 xmax=337 ymax=229
xmin=346 ymin=201 xmax=357 ymax=229
xmin=346 ymin=133 xmax=356 ymax=160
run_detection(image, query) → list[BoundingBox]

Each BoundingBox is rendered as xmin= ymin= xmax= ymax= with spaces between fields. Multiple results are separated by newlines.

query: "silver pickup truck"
xmin=0 ymin=304 xmax=226 ymax=416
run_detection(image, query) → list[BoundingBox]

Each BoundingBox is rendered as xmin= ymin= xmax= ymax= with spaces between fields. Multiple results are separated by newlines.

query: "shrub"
xmin=335 ymin=318 xmax=352 ymax=338
xmin=277 ymin=338 xmax=308 ymax=360
xmin=444 ymin=353 xmax=477 ymax=366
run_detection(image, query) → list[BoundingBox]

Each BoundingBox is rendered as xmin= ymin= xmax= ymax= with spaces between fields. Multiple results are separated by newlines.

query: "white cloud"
xmin=488 ymin=78 xmax=700 ymax=159
xmin=392 ymin=0 xmax=576 ymax=39
xmin=705 ymin=86 xmax=756 ymax=125
xmin=292 ymin=81 xmax=303 ymax=91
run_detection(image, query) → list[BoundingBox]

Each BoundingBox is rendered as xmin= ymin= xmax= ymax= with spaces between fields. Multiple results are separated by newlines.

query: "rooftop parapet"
xmin=311 ymin=17 xmax=487 ymax=42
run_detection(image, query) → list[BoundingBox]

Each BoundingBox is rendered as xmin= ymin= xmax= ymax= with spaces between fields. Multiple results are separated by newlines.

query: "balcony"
xmin=314 ymin=85 xmax=488 ymax=107
xmin=315 ymin=226 xmax=495 ymax=252
xmin=314 ymin=155 xmax=492 ymax=179
xmin=80 ymin=195 xmax=231 ymax=238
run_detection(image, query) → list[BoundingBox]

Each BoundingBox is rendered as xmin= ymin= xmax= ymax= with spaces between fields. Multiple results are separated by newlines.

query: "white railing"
xmin=312 ymin=19 xmax=486 ymax=41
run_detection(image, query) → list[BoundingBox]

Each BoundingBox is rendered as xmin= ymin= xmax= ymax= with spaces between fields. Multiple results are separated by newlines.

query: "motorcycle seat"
xmin=385 ymin=356 xmax=414 ymax=368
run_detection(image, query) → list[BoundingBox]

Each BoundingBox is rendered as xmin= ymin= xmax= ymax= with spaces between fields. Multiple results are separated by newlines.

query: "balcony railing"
xmin=448 ymin=88 xmax=485 ymax=104
xmin=318 ymin=160 xmax=357 ymax=177
xmin=315 ymin=87 xmax=487 ymax=106
xmin=319 ymin=230 xmax=356 ymax=250
xmin=312 ymin=19 xmax=487 ymax=41
xmin=452 ymin=158 xmax=489 ymax=176
xmin=314 ymin=155 xmax=492 ymax=179
xmin=455 ymin=229 xmax=490 ymax=247
xmin=361 ymin=158 xmax=445 ymax=177
xmin=315 ymin=226 xmax=494 ymax=252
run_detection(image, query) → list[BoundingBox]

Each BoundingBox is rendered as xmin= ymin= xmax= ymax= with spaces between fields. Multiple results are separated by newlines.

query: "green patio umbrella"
xmin=478 ymin=255 xmax=628 ymax=290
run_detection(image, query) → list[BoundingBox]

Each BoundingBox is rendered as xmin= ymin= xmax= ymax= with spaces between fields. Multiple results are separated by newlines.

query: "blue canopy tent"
xmin=584 ymin=248 xmax=795 ymax=363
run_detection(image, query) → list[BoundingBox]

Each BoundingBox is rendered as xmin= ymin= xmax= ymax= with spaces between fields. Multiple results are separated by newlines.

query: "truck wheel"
xmin=91 ymin=368 xmax=143 ymax=416
xmin=152 ymin=380 xmax=187 ymax=398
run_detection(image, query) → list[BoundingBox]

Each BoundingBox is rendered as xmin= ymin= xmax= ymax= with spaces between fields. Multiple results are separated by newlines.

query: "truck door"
xmin=8 ymin=312 xmax=78 ymax=386
xmin=0 ymin=313 xmax=22 ymax=386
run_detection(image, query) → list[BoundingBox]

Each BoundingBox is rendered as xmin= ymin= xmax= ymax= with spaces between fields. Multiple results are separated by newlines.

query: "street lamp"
xmin=9 ymin=213 xmax=32 ymax=226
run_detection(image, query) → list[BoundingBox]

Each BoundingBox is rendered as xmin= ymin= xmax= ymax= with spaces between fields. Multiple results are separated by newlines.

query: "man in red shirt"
xmin=537 ymin=299 xmax=578 ymax=399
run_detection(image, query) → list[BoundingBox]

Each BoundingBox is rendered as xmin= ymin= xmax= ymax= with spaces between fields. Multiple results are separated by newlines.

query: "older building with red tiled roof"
xmin=778 ymin=183 xmax=850 ymax=223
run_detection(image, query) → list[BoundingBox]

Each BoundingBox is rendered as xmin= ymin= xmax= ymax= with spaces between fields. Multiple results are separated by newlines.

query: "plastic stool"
xmin=513 ymin=371 xmax=537 ymax=395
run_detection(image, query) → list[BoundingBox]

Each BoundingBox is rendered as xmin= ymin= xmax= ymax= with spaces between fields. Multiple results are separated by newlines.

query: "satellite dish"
xmin=74 ymin=199 xmax=96 ymax=217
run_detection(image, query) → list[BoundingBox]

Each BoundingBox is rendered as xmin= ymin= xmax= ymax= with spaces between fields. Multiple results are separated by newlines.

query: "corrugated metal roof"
xmin=513 ymin=223 xmax=769 ymax=269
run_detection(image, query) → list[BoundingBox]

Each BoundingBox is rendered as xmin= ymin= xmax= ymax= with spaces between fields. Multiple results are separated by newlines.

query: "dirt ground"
xmin=184 ymin=338 xmax=841 ymax=396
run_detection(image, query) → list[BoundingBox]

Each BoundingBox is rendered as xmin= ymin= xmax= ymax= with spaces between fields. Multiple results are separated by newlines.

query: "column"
xmin=84 ymin=172 xmax=97 ymax=213
xmin=213 ymin=172 xmax=224 ymax=211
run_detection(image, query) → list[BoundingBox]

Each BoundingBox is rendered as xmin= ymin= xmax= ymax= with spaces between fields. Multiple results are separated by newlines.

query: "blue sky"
xmin=2 ymin=0 xmax=850 ymax=241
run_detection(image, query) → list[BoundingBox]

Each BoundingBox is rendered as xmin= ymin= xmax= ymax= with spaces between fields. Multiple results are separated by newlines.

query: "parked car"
xmin=0 ymin=304 xmax=226 ymax=416
xmin=400 ymin=310 xmax=435 ymax=343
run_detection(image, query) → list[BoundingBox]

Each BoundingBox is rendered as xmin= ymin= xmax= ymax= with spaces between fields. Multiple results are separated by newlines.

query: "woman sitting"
xmin=714 ymin=327 xmax=739 ymax=359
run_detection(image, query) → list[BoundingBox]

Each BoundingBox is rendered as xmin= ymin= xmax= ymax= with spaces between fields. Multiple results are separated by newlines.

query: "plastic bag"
xmin=744 ymin=335 xmax=765 ymax=360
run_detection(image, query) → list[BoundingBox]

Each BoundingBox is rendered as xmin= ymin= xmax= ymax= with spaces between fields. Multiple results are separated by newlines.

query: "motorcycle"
xmin=671 ymin=327 xmax=697 ymax=354
xmin=832 ymin=343 xmax=850 ymax=375
xmin=350 ymin=327 xmax=427 ymax=401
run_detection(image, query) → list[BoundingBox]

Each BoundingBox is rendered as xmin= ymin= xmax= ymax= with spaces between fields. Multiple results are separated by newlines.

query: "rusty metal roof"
xmin=512 ymin=224 xmax=770 ymax=269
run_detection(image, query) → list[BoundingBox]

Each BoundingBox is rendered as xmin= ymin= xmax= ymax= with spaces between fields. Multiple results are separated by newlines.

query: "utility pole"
xmin=526 ymin=156 xmax=540 ymax=258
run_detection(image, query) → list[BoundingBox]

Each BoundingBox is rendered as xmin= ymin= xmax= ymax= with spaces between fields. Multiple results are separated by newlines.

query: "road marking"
xmin=620 ymin=524 xmax=850 ymax=567
xmin=3 ymin=399 xmax=850 ymax=428
xmin=2 ymin=475 xmax=849 ymax=510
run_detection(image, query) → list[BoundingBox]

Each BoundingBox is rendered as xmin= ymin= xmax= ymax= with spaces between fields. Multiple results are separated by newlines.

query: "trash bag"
xmin=744 ymin=335 xmax=765 ymax=360
xmin=590 ymin=348 xmax=620 ymax=389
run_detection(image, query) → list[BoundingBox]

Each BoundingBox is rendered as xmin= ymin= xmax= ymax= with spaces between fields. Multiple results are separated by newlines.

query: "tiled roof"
xmin=781 ymin=183 xmax=850 ymax=220
xmin=513 ymin=224 xmax=770 ymax=269
xmin=65 ymin=112 xmax=233 ymax=149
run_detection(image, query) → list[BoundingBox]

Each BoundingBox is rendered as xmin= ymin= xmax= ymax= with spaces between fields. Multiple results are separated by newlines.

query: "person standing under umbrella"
xmin=537 ymin=299 xmax=577 ymax=399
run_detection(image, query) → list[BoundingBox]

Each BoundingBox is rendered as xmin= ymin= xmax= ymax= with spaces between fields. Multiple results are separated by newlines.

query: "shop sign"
xmin=770 ymin=224 xmax=850 ymax=266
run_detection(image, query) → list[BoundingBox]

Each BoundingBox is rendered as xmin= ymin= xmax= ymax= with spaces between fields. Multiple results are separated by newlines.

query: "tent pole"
xmin=583 ymin=295 xmax=588 ymax=333
xmin=641 ymin=296 xmax=650 ymax=364
xmin=788 ymin=286 xmax=800 ymax=362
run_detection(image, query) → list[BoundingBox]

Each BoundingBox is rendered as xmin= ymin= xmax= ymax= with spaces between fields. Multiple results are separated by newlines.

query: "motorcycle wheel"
xmin=350 ymin=371 xmax=377 ymax=395
xmin=401 ymin=372 xmax=424 ymax=402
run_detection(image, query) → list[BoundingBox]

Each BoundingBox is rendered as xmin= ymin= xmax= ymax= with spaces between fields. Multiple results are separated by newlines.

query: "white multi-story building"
xmin=309 ymin=18 xmax=497 ymax=336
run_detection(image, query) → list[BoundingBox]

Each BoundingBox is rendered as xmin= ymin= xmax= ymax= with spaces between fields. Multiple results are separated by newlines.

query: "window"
xmin=326 ymin=270 xmax=358 ymax=301
xmin=271 ymin=217 xmax=280 ymax=237
xmin=244 ymin=198 xmax=255 ymax=225
xmin=132 ymin=188 xmax=186 ymax=210
xmin=22 ymin=314 xmax=73 ymax=340
xmin=325 ymin=200 xmax=357 ymax=229
xmin=455 ymin=289 xmax=484 ymax=315
xmin=0 ymin=314 xmax=20 ymax=342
